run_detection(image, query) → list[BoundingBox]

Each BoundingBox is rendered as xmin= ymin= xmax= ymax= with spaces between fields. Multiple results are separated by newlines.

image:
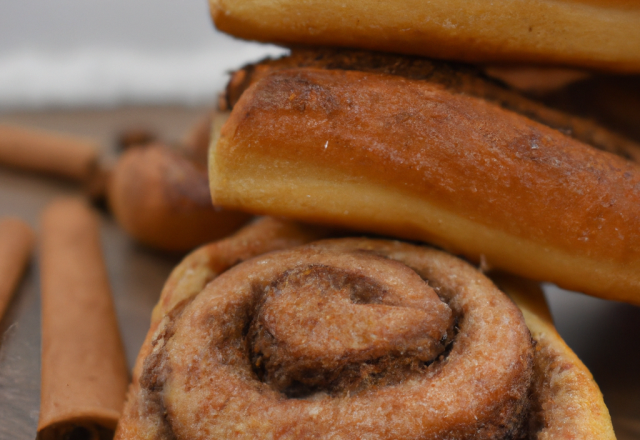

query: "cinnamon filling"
xmin=139 ymin=239 xmax=536 ymax=439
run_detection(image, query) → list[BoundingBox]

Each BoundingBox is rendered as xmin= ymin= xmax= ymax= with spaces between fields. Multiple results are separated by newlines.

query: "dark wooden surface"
xmin=0 ymin=106 xmax=638 ymax=439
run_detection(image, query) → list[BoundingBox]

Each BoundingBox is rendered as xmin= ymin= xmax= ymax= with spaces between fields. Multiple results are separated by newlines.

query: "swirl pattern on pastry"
xmin=125 ymin=238 xmax=535 ymax=439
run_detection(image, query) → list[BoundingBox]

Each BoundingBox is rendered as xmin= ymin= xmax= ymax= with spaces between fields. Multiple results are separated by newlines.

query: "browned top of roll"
xmin=227 ymin=68 xmax=640 ymax=259
xmin=210 ymin=0 xmax=640 ymax=73
xmin=122 ymin=238 xmax=535 ymax=439
xmin=212 ymin=66 xmax=640 ymax=301
xmin=225 ymin=49 xmax=640 ymax=163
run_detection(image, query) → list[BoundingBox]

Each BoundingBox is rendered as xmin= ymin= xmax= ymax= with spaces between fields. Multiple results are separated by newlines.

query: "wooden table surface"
xmin=0 ymin=106 xmax=638 ymax=440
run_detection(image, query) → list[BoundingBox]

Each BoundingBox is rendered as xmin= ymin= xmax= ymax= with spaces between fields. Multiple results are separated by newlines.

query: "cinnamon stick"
xmin=38 ymin=198 xmax=128 ymax=440
xmin=0 ymin=218 xmax=34 ymax=321
xmin=0 ymin=124 xmax=99 ymax=182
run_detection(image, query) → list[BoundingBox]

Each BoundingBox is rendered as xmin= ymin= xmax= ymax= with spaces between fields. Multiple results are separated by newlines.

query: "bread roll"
xmin=108 ymin=143 xmax=251 ymax=252
xmin=210 ymin=65 xmax=640 ymax=304
xmin=210 ymin=0 xmax=640 ymax=73
xmin=116 ymin=220 xmax=614 ymax=439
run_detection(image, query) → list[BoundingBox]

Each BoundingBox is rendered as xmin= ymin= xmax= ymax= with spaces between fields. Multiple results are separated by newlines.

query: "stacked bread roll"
xmin=118 ymin=1 xmax=640 ymax=438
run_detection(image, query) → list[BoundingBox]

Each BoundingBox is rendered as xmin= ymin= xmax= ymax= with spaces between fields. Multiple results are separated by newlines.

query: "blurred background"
xmin=0 ymin=0 xmax=285 ymax=109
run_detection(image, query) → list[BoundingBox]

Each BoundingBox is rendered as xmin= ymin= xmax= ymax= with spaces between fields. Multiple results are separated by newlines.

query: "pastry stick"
xmin=0 ymin=124 xmax=99 ymax=182
xmin=0 ymin=218 xmax=35 ymax=321
xmin=210 ymin=66 xmax=640 ymax=304
xmin=210 ymin=0 xmax=640 ymax=73
xmin=38 ymin=198 xmax=128 ymax=440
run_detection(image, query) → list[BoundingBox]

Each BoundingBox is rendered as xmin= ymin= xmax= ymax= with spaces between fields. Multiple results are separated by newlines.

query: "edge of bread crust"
xmin=115 ymin=218 xmax=329 ymax=440
xmin=210 ymin=0 xmax=640 ymax=73
xmin=115 ymin=231 xmax=616 ymax=439
xmin=494 ymin=274 xmax=616 ymax=440
xmin=209 ymin=68 xmax=640 ymax=304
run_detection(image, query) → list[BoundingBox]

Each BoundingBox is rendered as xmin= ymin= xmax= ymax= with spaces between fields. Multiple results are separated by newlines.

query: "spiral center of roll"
xmin=249 ymin=257 xmax=454 ymax=396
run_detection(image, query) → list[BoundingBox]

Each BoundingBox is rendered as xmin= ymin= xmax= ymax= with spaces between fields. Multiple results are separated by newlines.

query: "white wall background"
xmin=0 ymin=0 xmax=286 ymax=109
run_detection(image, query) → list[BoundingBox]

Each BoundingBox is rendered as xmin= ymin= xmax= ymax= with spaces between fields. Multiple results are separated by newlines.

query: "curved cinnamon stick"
xmin=38 ymin=198 xmax=128 ymax=440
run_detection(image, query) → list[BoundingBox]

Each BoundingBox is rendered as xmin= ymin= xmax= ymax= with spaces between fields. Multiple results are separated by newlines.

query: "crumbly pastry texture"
xmin=210 ymin=51 xmax=640 ymax=304
xmin=115 ymin=219 xmax=615 ymax=439
xmin=494 ymin=275 xmax=616 ymax=440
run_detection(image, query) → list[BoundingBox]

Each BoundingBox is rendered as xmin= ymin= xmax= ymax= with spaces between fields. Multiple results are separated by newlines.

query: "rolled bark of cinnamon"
xmin=0 ymin=124 xmax=99 ymax=182
xmin=0 ymin=218 xmax=35 ymax=321
xmin=38 ymin=198 xmax=129 ymax=440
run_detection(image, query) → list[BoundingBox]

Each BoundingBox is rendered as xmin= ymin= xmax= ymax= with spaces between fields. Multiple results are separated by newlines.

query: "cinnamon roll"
xmin=116 ymin=219 xmax=614 ymax=439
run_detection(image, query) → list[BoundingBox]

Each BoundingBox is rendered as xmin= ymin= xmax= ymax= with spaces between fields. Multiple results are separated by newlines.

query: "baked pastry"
xmin=222 ymin=48 xmax=640 ymax=162
xmin=540 ymin=74 xmax=640 ymax=144
xmin=209 ymin=49 xmax=640 ymax=304
xmin=108 ymin=143 xmax=251 ymax=252
xmin=115 ymin=218 xmax=614 ymax=439
xmin=222 ymin=50 xmax=639 ymax=161
xmin=115 ymin=217 xmax=329 ymax=438
xmin=209 ymin=0 xmax=640 ymax=73
xmin=491 ymin=274 xmax=615 ymax=439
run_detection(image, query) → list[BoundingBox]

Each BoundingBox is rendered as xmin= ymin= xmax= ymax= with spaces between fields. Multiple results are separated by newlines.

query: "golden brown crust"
xmin=108 ymin=143 xmax=251 ymax=252
xmin=209 ymin=0 xmax=640 ymax=73
xmin=493 ymin=274 xmax=616 ymax=439
xmin=211 ymin=67 xmax=640 ymax=304
xmin=120 ymin=237 xmax=537 ymax=439
xmin=116 ymin=218 xmax=331 ymax=440
xmin=117 ymin=231 xmax=614 ymax=439
xmin=226 ymin=49 xmax=640 ymax=164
